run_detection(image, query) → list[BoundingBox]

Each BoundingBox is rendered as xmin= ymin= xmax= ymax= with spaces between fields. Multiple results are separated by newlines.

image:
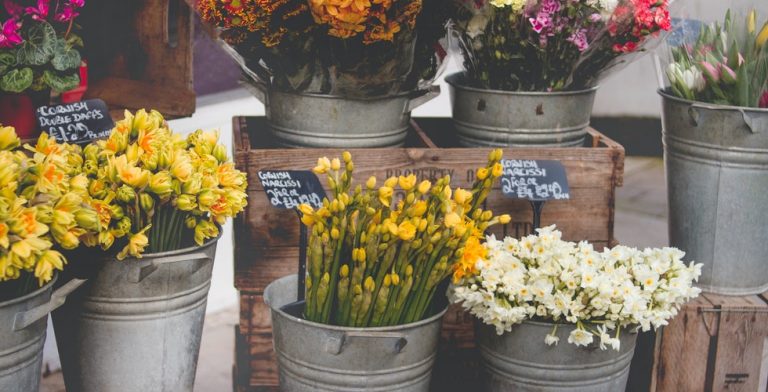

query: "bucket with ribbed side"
xmin=264 ymin=274 xmax=447 ymax=391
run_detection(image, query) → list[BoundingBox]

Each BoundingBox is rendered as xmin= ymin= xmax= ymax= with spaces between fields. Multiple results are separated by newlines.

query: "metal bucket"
xmin=0 ymin=277 xmax=84 ymax=392
xmin=52 ymin=237 xmax=219 ymax=392
xmin=264 ymin=275 xmax=448 ymax=391
xmin=246 ymin=83 xmax=440 ymax=148
xmin=477 ymin=320 xmax=637 ymax=392
xmin=446 ymin=73 xmax=597 ymax=147
xmin=661 ymin=90 xmax=768 ymax=295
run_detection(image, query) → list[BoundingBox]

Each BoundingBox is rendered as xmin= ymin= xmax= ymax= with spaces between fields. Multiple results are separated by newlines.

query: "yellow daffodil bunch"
xmin=80 ymin=110 xmax=248 ymax=260
xmin=299 ymin=150 xmax=510 ymax=327
xmin=0 ymin=125 xmax=100 ymax=293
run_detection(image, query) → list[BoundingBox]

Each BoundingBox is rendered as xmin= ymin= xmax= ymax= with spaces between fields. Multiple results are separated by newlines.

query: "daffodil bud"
xmin=117 ymin=217 xmax=132 ymax=235
xmin=181 ymin=173 xmax=202 ymax=195
xmin=110 ymin=205 xmax=125 ymax=220
xmin=331 ymin=227 xmax=340 ymax=240
xmin=117 ymin=185 xmax=136 ymax=203
xmin=140 ymin=193 xmax=155 ymax=212
xmin=398 ymin=174 xmax=417 ymax=191
xmin=342 ymin=151 xmax=352 ymax=163
xmin=499 ymin=214 xmax=511 ymax=224
xmin=198 ymin=190 xmax=217 ymax=208
xmin=213 ymin=144 xmax=229 ymax=162
xmin=340 ymin=264 xmax=350 ymax=278
xmin=331 ymin=158 xmax=341 ymax=171
xmin=177 ymin=194 xmax=197 ymax=211
xmin=476 ymin=167 xmax=489 ymax=181
xmin=0 ymin=126 xmax=19 ymax=151
xmin=492 ymin=162 xmax=503 ymax=177
xmin=366 ymin=176 xmax=377 ymax=190
xmin=364 ymin=276 xmax=376 ymax=292
xmin=186 ymin=216 xmax=197 ymax=229
xmin=384 ymin=177 xmax=398 ymax=188
xmin=75 ymin=209 xmax=100 ymax=231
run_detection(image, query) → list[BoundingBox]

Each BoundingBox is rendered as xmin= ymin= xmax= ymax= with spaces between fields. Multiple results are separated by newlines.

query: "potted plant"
xmin=450 ymin=226 xmax=703 ymax=391
xmin=660 ymin=8 xmax=768 ymax=295
xmin=196 ymin=0 xmax=449 ymax=148
xmin=0 ymin=125 xmax=99 ymax=392
xmin=264 ymin=150 xmax=511 ymax=391
xmin=0 ymin=0 xmax=85 ymax=139
xmin=448 ymin=0 xmax=670 ymax=147
xmin=51 ymin=109 xmax=248 ymax=392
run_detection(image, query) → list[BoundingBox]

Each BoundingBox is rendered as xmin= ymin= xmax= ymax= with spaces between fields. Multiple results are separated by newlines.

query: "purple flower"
xmin=25 ymin=0 xmax=50 ymax=21
xmin=567 ymin=28 xmax=589 ymax=52
xmin=590 ymin=13 xmax=602 ymax=23
xmin=529 ymin=17 xmax=545 ymax=33
xmin=0 ymin=19 xmax=22 ymax=48
xmin=69 ymin=0 xmax=85 ymax=7
xmin=529 ymin=13 xmax=552 ymax=34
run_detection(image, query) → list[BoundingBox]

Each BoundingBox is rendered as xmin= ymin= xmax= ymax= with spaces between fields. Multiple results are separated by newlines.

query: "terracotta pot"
xmin=0 ymin=91 xmax=50 ymax=139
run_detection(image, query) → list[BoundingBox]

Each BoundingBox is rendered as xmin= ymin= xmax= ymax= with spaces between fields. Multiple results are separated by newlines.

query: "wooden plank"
xmin=653 ymin=295 xmax=715 ymax=392
xmin=705 ymin=294 xmax=768 ymax=392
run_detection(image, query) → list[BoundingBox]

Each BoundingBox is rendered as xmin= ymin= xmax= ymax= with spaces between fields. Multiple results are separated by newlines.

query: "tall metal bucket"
xmin=52 ymin=237 xmax=219 ymax=392
xmin=264 ymin=275 xmax=448 ymax=392
xmin=246 ymin=83 xmax=440 ymax=148
xmin=446 ymin=73 xmax=597 ymax=147
xmin=477 ymin=320 xmax=637 ymax=392
xmin=661 ymin=90 xmax=768 ymax=295
xmin=0 ymin=277 xmax=84 ymax=392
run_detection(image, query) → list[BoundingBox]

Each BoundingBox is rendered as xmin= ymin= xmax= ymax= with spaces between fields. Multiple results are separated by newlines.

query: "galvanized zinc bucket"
xmin=264 ymin=275 xmax=448 ymax=392
xmin=246 ymin=83 xmax=440 ymax=148
xmin=446 ymin=73 xmax=597 ymax=147
xmin=477 ymin=320 xmax=637 ymax=392
xmin=661 ymin=90 xmax=768 ymax=295
xmin=0 ymin=277 xmax=84 ymax=392
xmin=52 ymin=237 xmax=219 ymax=392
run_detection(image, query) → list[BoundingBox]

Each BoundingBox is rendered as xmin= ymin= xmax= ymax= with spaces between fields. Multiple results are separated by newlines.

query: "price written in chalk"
xmin=500 ymin=159 xmax=570 ymax=201
xmin=36 ymin=99 xmax=114 ymax=144
xmin=258 ymin=170 xmax=326 ymax=210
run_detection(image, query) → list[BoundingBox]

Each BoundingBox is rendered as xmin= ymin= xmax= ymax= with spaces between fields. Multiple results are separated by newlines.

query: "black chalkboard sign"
xmin=258 ymin=170 xmax=326 ymax=210
xmin=500 ymin=159 xmax=570 ymax=201
xmin=36 ymin=99 xmax=114 ymax=144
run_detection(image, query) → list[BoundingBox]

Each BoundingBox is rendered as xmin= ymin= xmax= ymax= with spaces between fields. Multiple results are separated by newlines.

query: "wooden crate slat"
xmin=652 ymin=295 xmax=716 ymax=392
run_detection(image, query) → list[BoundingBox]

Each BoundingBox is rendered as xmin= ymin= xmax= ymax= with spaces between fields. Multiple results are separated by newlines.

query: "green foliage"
xmin=0 ymin=21 xmax=82 ymax=94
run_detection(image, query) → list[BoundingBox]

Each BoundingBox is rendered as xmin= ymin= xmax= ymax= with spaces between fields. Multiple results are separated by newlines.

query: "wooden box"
xmin=647 ymin=292 xmax=768 ymax=392
xmin=232 ymin=117 xmax=625 ymax=391
xmin=78 ymin=0 xmax=195 ymax=118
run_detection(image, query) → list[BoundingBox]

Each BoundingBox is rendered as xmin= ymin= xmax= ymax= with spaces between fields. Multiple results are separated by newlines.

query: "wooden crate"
xmin=647 ymin=292 xmax=768 ymax=392
xmin=78 ymin=0 xmax=195 ymax=118
xmin=232 ymin=116 xmax=625 ymax=391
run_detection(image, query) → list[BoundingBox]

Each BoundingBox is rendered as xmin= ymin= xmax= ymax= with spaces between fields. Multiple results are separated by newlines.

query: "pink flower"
xmin=529 ymin=17 xmax=546 ymax=34
xmin=54 ymin=5 xmax=79 ymax=22
xmin=760 ymin=92 xmax=768 ymax=109
xmin=567 ymin=29 xmax=589 ymax=52
xmin=4 ymin=0 xmax=24 ymax=17
xmin=700 ymin=61 xmax=721 ymax=83
xmin=0 ymin=19 xmax=22 ymax=48
xmin=25 ymin=0 xmax=50 ymax=21
xmin=720 ymin=65 xmax=737 ymax=84
xmin=69 ymin=0 xmax=85 ymax=7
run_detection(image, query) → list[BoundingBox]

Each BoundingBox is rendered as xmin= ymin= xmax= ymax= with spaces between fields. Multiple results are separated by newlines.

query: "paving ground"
xmin=40 ymin=156 xmax=668 ymax=392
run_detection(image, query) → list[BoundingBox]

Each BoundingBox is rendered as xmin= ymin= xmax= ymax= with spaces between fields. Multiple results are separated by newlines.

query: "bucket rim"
xmin=265 ymin=275 xmax=449 ymax=332
xmin=445 ymin=73 xmax=600 ymax=97
xmin=658 ymin=88 xmax=768 ymax=114
xmin=115 ymin=232 xmax=222 ymax=262
xmin=250 ymin=82 xmax=436 ymax=102
xmin=517 ymin=318 xmax=636 ymax=333
xmin=0 ymin=274 xmax=56 ymax=309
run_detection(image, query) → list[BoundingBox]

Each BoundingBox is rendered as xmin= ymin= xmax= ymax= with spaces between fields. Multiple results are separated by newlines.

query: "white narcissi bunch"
xmin=449 ymin=226 xmax=703 ymax=351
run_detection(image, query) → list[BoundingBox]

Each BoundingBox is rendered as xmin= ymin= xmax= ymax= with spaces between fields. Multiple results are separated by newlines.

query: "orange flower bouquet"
xmin=197 ymin=0 xmax=449 ymax=97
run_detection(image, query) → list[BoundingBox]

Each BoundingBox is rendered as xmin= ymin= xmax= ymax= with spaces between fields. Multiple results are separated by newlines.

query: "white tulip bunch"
xmin=449 ymin=226 xmax=703 ymax=350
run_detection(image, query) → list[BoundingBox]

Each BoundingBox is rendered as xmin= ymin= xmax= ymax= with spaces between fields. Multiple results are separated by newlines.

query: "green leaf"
xmin=16 ymin=22 xmax=56 ymax=66
xmin=42 ymin=70 xmax=79 ymax=92
xmin=51 ymin=40 xmax=81 ymax=71
xmin=0 ymin=68 xmax=34 ymax=93
xmin=0 ymin=52 xmax=16 ymax=75
xmin=66 ymin=33 xmax=84 ymax=48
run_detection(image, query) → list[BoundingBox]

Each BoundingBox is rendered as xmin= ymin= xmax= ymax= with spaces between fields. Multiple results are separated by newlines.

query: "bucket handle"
xmin=12 ymin=278 xmax=87 ymax=331
xmin=242 ymin=80 xmax=268 ymax=106
xmin=688 ymin=103 xmax=764 ymax=134
xmin=324 ymin=331 xmax=408 ymax=355
xmin=129 ymin=252 xmax=212 ymax=283
xmin=407 ymin=85 xmax=441 ymax=112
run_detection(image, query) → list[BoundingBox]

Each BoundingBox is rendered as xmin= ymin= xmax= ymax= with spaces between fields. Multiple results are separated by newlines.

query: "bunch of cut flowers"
xmin=664 ymin=9 xmax=768 ymax=108
xmin=0 ymin=124 xmax=99 ymax=300
xmin=0 ymin=0 xmax=85 ymax=94
xmin=452 ymin=0 xmax=671 ymax=91
xmin=79 ymin=109 xmax=248 ymax=260
xmin=196 ymin=0 xmax=449 ymax=97
xmin=297 ymin=150 xmax=511 ymax=327
xmin=450 ymin=226 xmax=703 ymax=350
